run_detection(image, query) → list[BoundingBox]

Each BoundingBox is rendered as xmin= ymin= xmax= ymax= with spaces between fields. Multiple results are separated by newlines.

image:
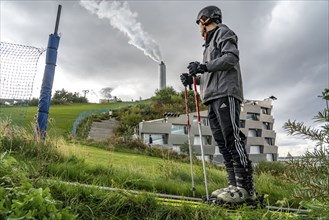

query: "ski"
xmin=45 ymin=179 xmax=309 ymax=214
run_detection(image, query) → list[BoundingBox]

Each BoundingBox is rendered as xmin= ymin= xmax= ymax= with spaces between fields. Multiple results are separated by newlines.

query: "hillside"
xmin=20 ymin=101 xmax=139 ymax=136
xmin=1 ymin=120 xmax=316 ymax=219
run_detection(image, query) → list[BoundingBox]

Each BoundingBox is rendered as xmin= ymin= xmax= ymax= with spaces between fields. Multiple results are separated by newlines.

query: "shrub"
xmin=29 ymin=97 xmax=39 ymax=106
xmin=254 ymin=161 xmax=288 ymax=177
xmin=0 ymin=152 xmax=76 ymax=219
xmin=282 ymin=88 xmax=329 ymax=217
xmin=284 ymin=148 xmax=329 ymax=201
xmin=103 ymin=136 xmax=191 ymax=162
xmin=75 ymin=116 xmax=93 ymax=139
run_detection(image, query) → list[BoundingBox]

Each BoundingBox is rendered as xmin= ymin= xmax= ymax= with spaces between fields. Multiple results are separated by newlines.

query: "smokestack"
xmin=159 ymin=61 xmax=166 ymax=90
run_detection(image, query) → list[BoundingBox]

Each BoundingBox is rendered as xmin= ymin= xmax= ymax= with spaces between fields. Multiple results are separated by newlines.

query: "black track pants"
xmin=208 ymin=96 xmax=250 ymax=168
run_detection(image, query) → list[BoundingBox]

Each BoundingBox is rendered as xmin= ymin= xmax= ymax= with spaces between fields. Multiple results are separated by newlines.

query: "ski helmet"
xmin=196 ymin=6 xmax=222 ymax=26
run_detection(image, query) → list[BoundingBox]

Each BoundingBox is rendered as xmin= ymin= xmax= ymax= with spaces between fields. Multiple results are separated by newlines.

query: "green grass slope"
xmin=0 ymin=121 xmax=313 ymax=219
xmin=45 ymin=141 xmax=301 ymax=207
xmin=33 ymin=103 xmax=132 ymax=130
xmin=0 ymin=101 xmax=143 ymax=136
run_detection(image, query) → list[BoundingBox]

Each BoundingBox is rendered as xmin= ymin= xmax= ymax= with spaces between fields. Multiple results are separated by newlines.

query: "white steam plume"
xmin=80 ymin=0 xmax=162 ymax=63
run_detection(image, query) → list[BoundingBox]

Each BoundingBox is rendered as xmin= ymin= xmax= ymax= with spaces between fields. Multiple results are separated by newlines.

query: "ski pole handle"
xmin=192 ymin=76 xmax=201 ymax=123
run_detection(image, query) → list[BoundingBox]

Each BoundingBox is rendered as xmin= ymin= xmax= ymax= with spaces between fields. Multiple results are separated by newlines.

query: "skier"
xmin=180 ymin=5 xmax=256 ymax=204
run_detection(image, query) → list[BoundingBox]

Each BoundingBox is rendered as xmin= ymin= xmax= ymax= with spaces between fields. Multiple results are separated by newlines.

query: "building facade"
xmin=137 ymin=98 xmax=278 ymax=163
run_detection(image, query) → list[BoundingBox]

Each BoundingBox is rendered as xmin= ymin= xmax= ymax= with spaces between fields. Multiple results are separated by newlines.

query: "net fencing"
xmin=0 ymin=42 xmax=44 ymax=126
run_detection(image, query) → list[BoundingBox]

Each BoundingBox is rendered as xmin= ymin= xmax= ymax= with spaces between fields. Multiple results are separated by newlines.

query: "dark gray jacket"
xmin=199 ymin=23 xmax=243 ymax=105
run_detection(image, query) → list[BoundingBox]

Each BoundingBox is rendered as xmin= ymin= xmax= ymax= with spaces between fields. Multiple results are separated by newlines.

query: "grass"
xmin=42 ymin=141 xmax=300 ymax=207
xmin=43 ymin=181 xmax=253 ymax=220
xmin=1 ymin=102 xmax=137 ymax=136
xmin=31 ymin=102 xmax=134 ymax=134
xmin=45 ymin=143 xmax=221 ymax=197
xmin=0 ymin=120 xmax=317 ymax=219
xmin=43 ymin=181 xmax=304 ymax=220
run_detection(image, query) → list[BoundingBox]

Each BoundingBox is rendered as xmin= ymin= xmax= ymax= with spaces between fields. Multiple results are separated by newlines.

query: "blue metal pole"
xmin=37 ymin=5 xmax=62 ymax=139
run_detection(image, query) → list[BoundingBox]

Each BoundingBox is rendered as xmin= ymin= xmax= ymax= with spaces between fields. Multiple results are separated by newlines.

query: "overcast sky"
xmin=1 ymin=0 xmax=328 ymax=157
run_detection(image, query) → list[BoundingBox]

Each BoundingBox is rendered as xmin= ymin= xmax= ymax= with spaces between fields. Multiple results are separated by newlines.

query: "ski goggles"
xmin=196 ymin=16 xmax=211 ymax=26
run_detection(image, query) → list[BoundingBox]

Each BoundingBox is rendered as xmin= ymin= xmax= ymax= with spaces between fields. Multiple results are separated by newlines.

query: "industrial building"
xmin=137 ymin=98 xmax=278 ymax=164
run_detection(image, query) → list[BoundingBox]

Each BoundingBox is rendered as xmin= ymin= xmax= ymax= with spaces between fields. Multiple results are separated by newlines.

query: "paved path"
xmin=87 ymin=119 xmax=119 ymax=141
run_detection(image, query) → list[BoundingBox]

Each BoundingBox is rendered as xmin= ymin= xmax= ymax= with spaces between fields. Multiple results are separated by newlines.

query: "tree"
xmin=179 ymin=89 xmax=198 ymax=114
xmin=29 ymin=98 xmax=39 ymax=106
xmin=150 ymin=86 xmax=207 ymax=118
xmin=152 ymin=87 xmax=178 ymax=105
xmin=100 ymin=87 xmax=114 ymax=100
xmin=51 ymin=89 xmax=88 ymax=104
xmin=151 ymin=87 xmax=184 ymax=115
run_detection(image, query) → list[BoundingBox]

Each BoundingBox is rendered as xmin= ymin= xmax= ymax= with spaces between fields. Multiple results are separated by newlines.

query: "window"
xmin=250 ymin=145 xmax=262 ymax=154
xmin=193 ymin=116 xmax=209 ymax=126
xmin=248 ymin=129 xmax=262 ymax=137
xmin=194 ymin=136 xmax=200 ymax=145
xmin=262 ymin=122 xmax=271 ymax=130
xmin=201 ymin=117 xmax=209 ymax=126
xmin=214 ymin=146 xmax=222 ymax=155
xmin=246 ymin=113 xmax=260 ymax=121
xmin=171 ymin=124 xmax=187 ymax=134
xmin=261 ymin=107 xmax=270 ymax=115
xmin=240 ymin=120 xmax=246 ymax=128
xmin=265 ymin=137 xmax=274 ymax=145
xmin=266 ymin=154 xmax=274 ymax=161
xmin=194 ymin=135 xmax=212 ymax=145
xmin=205 ymin=135 xmax=212 ymax=145
xmin=162 ymin=134 xmax=169 ymax=144
xmin=143 ymin=134 xmax=166 ymax=145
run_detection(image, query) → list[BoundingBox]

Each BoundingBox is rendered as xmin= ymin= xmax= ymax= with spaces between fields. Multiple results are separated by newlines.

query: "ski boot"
xmin=216 ymin=186 xmax=256 ymax=205
xmin=210 ymin=166 xmax=236 ymax=196
xmin=216 ymin=165 xmax=256 ymax=207
xmin=204 ymin=166 xmax=237 ymax=204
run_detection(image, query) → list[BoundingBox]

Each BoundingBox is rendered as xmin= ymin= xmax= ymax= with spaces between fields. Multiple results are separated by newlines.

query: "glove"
xmin=187 ymin=61 xmax=207 ymax=75
xmin=180 ymin=73 xmax=193 ymax=87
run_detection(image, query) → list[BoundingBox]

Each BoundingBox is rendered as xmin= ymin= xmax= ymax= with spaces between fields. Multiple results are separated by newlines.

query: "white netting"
xmin=0 ymin=42 xmax=44 ymax=125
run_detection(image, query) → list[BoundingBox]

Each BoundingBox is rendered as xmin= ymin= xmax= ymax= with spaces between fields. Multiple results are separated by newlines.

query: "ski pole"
xmin=192 ymin=75 xmax=209 ymax=201
xmin=184 ymin=85 xmax=196 ymax=197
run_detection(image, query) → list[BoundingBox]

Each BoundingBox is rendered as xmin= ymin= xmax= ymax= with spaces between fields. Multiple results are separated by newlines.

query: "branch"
xmin=314 ymin=109 xmax=329 ymax=123
xmin=283 ymin=120 xmax=324 ymax=143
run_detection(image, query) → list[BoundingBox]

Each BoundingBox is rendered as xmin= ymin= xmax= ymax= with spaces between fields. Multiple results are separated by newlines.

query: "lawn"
xmin=1 ymin=101 xmax=138 ymax=136
xmin=52 ymin=141 xmax=300 ymax=206
xmin=54 ymin=142 xmax=216 ymax=196
xmin=60 ymin=142 xmax=166 ymax=172
xmin=0 ymin=120 xmax=315 ymax=219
